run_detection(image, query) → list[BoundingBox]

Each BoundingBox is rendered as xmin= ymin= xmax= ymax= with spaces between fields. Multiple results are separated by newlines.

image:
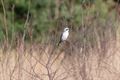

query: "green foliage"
xmin=0 ymin=0 xmax=116 ymax=43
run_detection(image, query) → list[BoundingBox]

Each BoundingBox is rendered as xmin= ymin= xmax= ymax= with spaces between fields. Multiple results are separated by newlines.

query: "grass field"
xmin=0 ymin=24 xmax=120 ymax=80
xmin=1 ymin=0 xmax=120 ymax=80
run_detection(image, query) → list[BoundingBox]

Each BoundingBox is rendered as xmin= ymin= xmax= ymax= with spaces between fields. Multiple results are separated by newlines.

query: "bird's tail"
xmin=58 ymin=40 xmax=62 ymax=46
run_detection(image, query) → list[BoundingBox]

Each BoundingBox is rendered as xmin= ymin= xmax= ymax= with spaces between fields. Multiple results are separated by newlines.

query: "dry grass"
xmin=0 ymin=33 xmax=120 ymax=80
xmin=0 ymin=14 xmax=120 ymax=80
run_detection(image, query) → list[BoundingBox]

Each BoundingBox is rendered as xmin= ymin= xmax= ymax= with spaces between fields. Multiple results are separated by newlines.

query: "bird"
xmin=58 ymin=27 xmax=69 ymax=46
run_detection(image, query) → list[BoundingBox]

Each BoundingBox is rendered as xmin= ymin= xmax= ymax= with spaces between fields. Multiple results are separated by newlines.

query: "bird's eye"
xmin=66 ymin=29 xmax=69 ymax=31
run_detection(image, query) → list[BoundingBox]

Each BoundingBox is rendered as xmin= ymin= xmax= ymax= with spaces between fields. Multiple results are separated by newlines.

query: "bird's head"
xmin=64 ymin=27 xmax=69 ymax=32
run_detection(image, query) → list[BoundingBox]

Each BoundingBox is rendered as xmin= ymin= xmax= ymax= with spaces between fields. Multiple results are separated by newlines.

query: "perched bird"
xmin=58 ymin=27 xmax=69 ymax=46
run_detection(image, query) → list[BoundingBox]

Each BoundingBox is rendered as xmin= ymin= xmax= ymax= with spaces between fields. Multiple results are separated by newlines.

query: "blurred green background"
xmin=0 ymin=0 xmax=119 ymax=44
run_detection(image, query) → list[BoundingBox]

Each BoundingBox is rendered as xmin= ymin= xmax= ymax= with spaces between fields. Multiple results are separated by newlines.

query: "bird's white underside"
xmin=61 ymin=31 xmax=69 ymax=41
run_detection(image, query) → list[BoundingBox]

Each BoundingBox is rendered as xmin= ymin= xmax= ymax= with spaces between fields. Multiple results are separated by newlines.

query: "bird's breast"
xmin=62 ymin=31 xmax=69 ymax=41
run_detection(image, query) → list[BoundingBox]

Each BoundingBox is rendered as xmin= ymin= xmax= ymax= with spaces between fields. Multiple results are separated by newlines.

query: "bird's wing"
xmin=57 ymin=33 xmax=63 ymax=46
xmin=59 ymin=32 xmax=63 ymax=42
